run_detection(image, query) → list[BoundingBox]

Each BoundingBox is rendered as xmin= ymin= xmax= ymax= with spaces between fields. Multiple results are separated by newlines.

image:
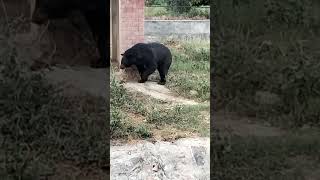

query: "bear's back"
xmin=147 ymin=43 xmax=172 ymax=63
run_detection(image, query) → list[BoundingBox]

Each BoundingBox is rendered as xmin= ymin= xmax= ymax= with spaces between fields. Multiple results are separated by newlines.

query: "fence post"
xmin=28 ymin=0 xmax=40 ymax=38
xmin=111 ymin=0 xmax=120 ymax=65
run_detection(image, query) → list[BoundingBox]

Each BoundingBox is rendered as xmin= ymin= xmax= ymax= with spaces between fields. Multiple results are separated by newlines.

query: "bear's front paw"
xmin=138 ymin=79 xmax=146 ymax=83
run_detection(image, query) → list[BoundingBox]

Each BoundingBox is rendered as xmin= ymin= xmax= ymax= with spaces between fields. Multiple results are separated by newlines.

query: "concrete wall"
xmin=144 ymin=20 xmax=210 ymax=42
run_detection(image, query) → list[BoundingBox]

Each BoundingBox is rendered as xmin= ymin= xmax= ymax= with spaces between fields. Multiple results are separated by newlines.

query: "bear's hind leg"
xmin=157 ymin=65 xmax=168 ymax=85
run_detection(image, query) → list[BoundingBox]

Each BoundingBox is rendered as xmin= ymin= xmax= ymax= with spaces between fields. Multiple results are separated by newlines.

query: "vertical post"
xmin=111 ymin=0 xmax=120 ymax=65
xmin=29 ymin=0 xmax=39 ymax=38
xmin=29 ymin=0 xmax=35 ymax=19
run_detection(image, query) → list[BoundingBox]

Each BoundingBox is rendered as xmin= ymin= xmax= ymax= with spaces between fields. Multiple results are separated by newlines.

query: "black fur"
xmin=120 ymin=42 xmax=172 ymax=85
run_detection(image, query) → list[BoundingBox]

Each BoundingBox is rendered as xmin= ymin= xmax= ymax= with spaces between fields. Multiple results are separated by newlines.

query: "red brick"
xmin=119 ymin=0 xmax=144 ymax=52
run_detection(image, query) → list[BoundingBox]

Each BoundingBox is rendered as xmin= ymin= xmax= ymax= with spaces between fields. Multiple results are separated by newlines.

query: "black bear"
xmin=120 ymin=42 xmax=172 ymax=85
xmin=31 ymin=0 xmax=110 ymax=68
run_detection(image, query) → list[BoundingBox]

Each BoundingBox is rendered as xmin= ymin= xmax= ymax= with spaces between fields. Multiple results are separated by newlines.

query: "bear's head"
xmin=120 ymin=49 xmax=142 ymax=69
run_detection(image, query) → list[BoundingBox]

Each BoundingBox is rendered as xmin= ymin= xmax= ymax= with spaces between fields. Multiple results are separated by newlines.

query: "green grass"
xmin=213 ymin=0 xmax=320 ymax=128
xmin=145 ymin=6 xmax=210 ymax=19
xmin=110 ymin=72 xmax=152 ymax=139
xmin=145 ymin=6 xmax=168 ymax=17
xmin=212 ymin=130 xmax=320 ymax=180
xmin=110 ymin=68 xmax=210 ymax=138
xmin=147 ymin=104 xmax=210 ymax=136
xmin=166 ymin=40 xmax=210 ymax=102
xmin=0 ymin=47 xmax=108 ymax=179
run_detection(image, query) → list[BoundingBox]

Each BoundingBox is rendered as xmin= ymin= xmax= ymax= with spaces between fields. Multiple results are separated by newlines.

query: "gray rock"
xmin=191 ymin=146 xmax=206 ymax=166
xmin=111 ymin=138 xmax=210 ymax=180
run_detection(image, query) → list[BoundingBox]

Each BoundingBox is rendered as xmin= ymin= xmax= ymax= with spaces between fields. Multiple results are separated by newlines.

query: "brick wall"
xmin=120 ymin=0 xmax=144 ymax=54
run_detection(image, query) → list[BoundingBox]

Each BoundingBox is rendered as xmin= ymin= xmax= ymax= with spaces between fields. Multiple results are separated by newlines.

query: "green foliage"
xmin=134 ymin=125 xmax=152 ymax=138
xmin=213 ymin=0 xmax=320 ymax=127
xmin=145 ymin=0 xmax=167 ymax=6
xmin=145 ymin=6 xmax=168 ymax=17
xmin=188 ymin=7 xmax=210 ymax=18
xmin=191 ymin=0 xmax=209 ymax=6
xmin=166 ymin=0 xmax=209 ymax=15
xmin=145 ymin=6 xmax=210 ymax=19
xmin=145 ymin=0 xmax=210 ymax=18
xmin=166 ymin=0 xmax=193 ymax=14
xmin=146 ymin=0 xmax=209 ymax=6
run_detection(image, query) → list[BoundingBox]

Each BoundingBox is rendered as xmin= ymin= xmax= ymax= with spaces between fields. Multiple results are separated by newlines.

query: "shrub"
xmin=191 ymin=0 xmax=209 ymax=6
xmin=167 ymin=0 xmax=192 ymax=14
xmin=145 ymin=0 xmax=167 ymax=6
xmin=188 ymin=7 xmax=210 ymax=18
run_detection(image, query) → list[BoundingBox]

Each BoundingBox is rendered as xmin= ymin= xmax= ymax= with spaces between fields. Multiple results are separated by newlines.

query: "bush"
xmin=167 ymin=0 xmax=192 ymax=14
xmin=191 ymin=0 xmax=209 ymax=6
xmin=188 ymin=7 xmax=210 ymax=18
xmin=145 ymin=6 xmax=168 ymax=17
xmin=146 ymin=0 xmax=209 ymax=7
xmin=145 ymin=0 xmax=167 ymax=6
xmin=145 ymin=0 xmax=210 ymax=18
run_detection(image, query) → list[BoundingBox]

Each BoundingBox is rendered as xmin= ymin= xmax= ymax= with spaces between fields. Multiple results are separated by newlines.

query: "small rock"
xmin=190 ymin=90 xmax=198 ymax=96
xmin=191 ymin=146 xmax=206 ymax=166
